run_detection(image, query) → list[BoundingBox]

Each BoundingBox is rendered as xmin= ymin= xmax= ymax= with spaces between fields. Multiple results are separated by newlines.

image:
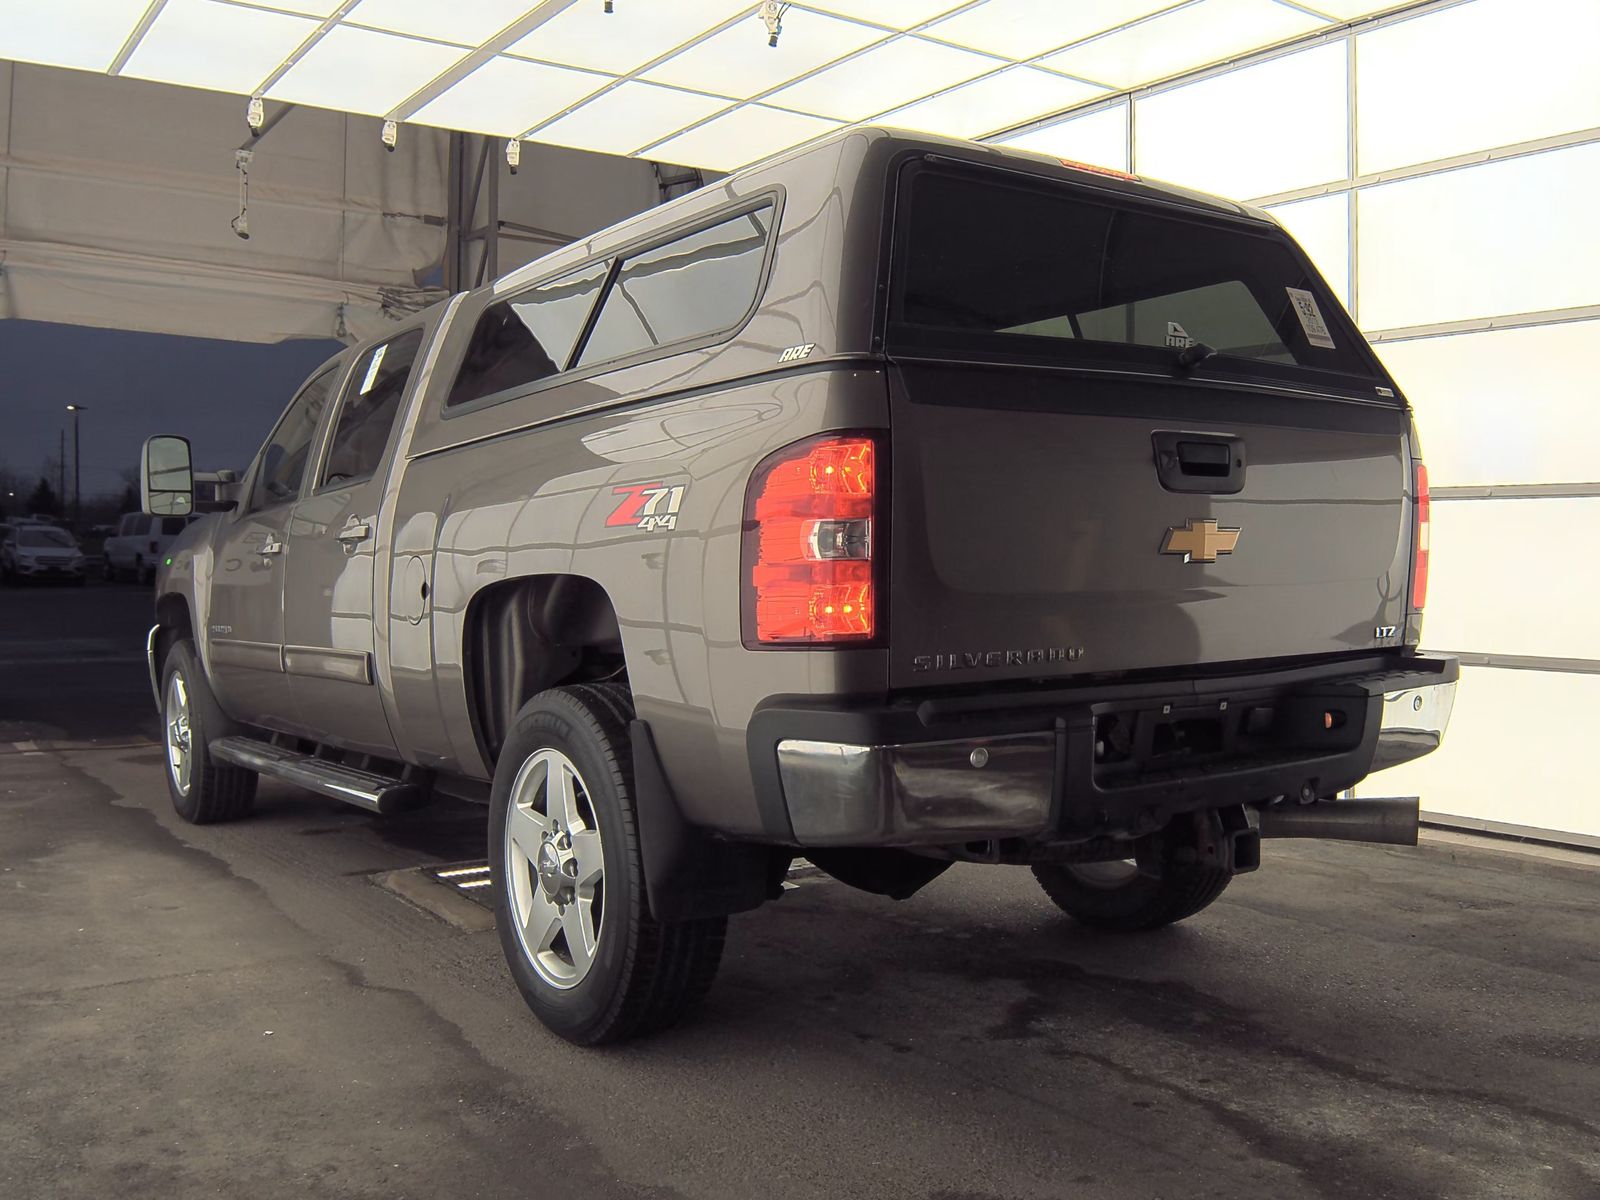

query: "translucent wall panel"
xmin=123 ymin=0 xmax=317 ymax=96
xmin=1134 ymin=43 xmax=1347 ymax=201
xmin=0 ymin=0 xmax=149 ymax=73
xmin=1039 ymin=0 xmax=1327 ymax=91
xmin=1423 ymin=497 xmax=1600 ymax=660
xmin=1263 ymin=193 xmax=1350 ymax=307
xmin=992 ymin=103 xmax=1129 ymax=173
xmin=1357 ymin=0 xmax=1600 ymax=175
xmin=1357 ymin=143 xmax=1600 ymax=331
xmin=767 ymin=36 xmax=1000 ymax=122
xmin=1359 ymin=666 xmax=1600 ymax=840
xmin=1377 ymin=321 xmax=1600 ymax=488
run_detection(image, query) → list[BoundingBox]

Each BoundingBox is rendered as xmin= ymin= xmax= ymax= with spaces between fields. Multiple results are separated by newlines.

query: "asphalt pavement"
xmin=2 ymin=583 xmax=1597 ymax=1199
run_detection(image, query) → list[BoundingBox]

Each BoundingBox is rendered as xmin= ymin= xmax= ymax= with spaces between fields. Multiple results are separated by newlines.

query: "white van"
xmin=103 ymin=512 xmax=195 ymax=583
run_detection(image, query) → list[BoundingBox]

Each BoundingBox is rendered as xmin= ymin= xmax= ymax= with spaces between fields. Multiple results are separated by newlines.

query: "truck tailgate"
xmin=887 ymin=362 xmax=1411 ymax=689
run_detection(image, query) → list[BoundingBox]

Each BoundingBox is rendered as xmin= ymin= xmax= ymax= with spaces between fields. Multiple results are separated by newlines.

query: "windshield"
xmin=19 ymin=528 xmax=75 ymax=548
xmin=888 ymin=165 xmax=1378 ymax=386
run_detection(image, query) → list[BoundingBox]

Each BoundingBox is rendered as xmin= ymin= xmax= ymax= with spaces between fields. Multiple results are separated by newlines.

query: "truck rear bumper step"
xmin=209 ymin=736 xmax=418 ymax=815
xmin=752 ymin=655 xmax=1457 ymax=847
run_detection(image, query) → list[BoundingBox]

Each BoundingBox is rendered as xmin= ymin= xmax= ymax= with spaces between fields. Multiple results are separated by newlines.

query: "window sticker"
xmin=358 ymin=343 xmax=388 ymax=395
xmin=1285 ymin=287 xmax=1335 ymax=349
xmin=1164 ymin=321 xmax=1196 ymax=349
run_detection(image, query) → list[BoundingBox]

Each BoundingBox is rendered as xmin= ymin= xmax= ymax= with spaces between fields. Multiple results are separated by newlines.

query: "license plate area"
xmin=1091 ymin=686 xmax=1369 ymax=789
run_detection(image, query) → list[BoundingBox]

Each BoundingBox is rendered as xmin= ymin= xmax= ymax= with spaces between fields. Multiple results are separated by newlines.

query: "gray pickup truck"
xmin=142 ymin=127 xmax=1457 ymax=1044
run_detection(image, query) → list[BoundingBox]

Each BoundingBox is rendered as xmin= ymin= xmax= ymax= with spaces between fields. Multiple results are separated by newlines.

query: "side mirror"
xmin=142 ymin=436 xmax=194 ymax=516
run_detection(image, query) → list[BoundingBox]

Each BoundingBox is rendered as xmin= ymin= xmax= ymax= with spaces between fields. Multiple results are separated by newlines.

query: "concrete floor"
xmin=2 ymin=584 xmax=1598 ymax=1199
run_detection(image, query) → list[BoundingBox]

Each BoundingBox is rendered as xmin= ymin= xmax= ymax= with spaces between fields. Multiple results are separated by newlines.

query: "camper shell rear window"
xmin=887 ymin=163 xmax=1382 ymax=390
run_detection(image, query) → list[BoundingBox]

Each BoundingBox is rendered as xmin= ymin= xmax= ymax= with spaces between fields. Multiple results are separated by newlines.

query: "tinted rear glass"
xmin=890 ymin=167 xmax=1376 ymax=383
xmin=322 ymin=330 xmax=424 ymax=486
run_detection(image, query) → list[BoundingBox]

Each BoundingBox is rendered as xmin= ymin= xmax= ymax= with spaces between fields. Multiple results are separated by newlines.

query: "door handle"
xmin=335 ymin=519 xmax=372 ymax=546
xmin=1151 ymin=431 xmax=1246 ymax=495
xmin=258 ymin=537 xmax=284 ymax=556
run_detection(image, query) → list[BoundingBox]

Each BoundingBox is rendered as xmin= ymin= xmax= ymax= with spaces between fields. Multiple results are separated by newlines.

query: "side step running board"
xmin=210 ymin=736 xmax=420 ymax=815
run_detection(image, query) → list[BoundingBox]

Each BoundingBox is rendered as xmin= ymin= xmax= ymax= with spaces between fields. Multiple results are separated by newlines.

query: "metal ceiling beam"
xmin=107 ymin=0 xmax=170 ymax=76
xmin=386 ymin=0 xmax=585 ymax=123
xmin=252 ymin=0 xmax=365 ymax=98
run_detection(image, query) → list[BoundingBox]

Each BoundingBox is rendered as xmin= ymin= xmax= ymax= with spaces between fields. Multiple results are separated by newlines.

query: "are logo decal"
xmin=607 ymin=482 xmax=687 ymax=532
xmin=778 ymin=343 xmax=816 ymax=363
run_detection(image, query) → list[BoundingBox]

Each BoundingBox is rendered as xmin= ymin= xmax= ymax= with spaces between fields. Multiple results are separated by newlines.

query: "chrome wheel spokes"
xmin=505 ymin=749 xmax=604 ymax=989
xmin=165 ymin=671 xmax=193 ymax=796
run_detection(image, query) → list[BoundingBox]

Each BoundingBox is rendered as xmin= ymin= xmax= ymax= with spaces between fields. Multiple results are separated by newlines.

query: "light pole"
xmin=66 ymin=404 xmax=86 ymax=523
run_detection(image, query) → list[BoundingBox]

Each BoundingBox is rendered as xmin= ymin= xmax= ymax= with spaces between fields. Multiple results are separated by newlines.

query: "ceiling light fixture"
xmin=760 ymin=1 xmax=790 ymax=49
xmin=246 ymin=96 xmax=264 ymax=136
xmin=382 ymin=119 xmax=399 ymax=152
xmin=506 ymin=138 xmax=522 ymax=174
xmin=603 ymin=1 xmax=614 ymax=11
xmin=231 ymin=149 xmax=253 ymax=240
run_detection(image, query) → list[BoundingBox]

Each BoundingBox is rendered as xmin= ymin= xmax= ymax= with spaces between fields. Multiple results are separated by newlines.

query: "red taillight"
xmin=1411 ymin=461 xmax=1430 ymax=611
xmin=745 ymin=435 xmax=877 ymax=645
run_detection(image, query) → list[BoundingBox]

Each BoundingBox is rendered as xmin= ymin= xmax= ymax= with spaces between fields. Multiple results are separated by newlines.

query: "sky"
xmin=0 ymin=319 xmax=340 ymax=501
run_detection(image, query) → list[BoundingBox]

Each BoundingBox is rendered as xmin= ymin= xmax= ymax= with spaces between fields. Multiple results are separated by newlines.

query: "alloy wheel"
xmin=504 ymin=749 xmax=605 ymax=989
xmin=165 ymin=671 xmax=193 ymax=796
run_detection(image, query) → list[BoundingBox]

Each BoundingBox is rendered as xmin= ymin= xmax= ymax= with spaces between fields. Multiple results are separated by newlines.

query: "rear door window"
xmin=320 ymin=330 xmax=424 ymax=487
xmin=889 ymin=166 xmax=1377 ymax=385
xmin=250 ymin=366 xmax=339 ymax=511
xmin=576 ymin=205 xmax=772 ymax=369
xmin=445 ymin=261 xmax=609 ymax=409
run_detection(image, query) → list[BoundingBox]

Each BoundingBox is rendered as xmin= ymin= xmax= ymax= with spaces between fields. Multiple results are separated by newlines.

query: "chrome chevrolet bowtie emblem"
xmin=1161 ymin=518 xmax=1241 ymax=564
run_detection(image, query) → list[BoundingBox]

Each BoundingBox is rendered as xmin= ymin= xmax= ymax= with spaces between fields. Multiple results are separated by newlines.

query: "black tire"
xmin=1032 ymin=859 xmax=1231 ymax=932
xmin=160 ymin=639 xmax=257 ymax=824
xmin=489 ymin=685 xmax=726 ymax=1045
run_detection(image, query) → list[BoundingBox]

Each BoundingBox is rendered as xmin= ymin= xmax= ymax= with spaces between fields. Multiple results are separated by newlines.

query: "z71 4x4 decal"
xmin=606 ymin=482 xmax=687 ymax=532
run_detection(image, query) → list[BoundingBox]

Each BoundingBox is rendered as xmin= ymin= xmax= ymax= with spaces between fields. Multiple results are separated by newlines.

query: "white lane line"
xmin=0 ymin=654 xmax=149 ymax=666
xmin=455 ymin=879 xmax=493 ymax=890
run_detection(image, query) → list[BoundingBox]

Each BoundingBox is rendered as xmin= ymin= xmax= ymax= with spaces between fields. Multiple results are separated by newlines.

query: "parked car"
xmin=103 ymin=511 xmax=195 ymax=583
xmin=1 ymin=521 xmax=86 ymax=584
xmin=141 ymin=127 xmax=1458 ymax=1045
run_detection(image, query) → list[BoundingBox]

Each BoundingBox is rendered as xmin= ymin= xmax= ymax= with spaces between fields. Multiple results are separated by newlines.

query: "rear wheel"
xmin=1032 ymin=858 xmax=1231 ymax=932
xmin=161 ymin=639 xmax=256 ymax=824
xmin=490 ymin=685 xmax=725 ymax=1044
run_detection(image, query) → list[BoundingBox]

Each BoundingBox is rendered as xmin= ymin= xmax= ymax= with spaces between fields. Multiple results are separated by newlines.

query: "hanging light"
xmin=231 ymin=148 xmax=253 ymax=240
xmin=603 ymin=1 xmax=614 ymax=11
xmin=506 ymin=138 xmax=522 ymax=175
xmin=381 ymin=119 xmax=399 ymax=152
xmin=246 ymin=96 xmax=264 ymax=136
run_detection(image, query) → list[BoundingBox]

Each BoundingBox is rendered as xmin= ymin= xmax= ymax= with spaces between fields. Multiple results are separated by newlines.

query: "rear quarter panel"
xmin=388 ymin=132 xmax=897 ymax=835
xmin=393 ymin=368 xmax=889 ymax=836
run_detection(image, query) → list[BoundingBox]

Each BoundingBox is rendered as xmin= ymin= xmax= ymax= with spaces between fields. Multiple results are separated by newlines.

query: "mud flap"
xmin=630 ymin=720 xmax=787 ymax=923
